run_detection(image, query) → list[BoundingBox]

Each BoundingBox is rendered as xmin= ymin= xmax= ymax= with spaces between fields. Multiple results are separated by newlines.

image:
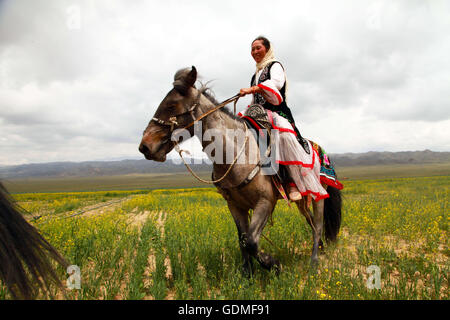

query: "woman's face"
xmin=251 ymin=40 xmax=267 ymax=63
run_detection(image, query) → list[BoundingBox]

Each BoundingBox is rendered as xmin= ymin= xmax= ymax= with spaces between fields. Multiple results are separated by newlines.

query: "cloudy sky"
xmin=0 ymin=0 xmax=449 ymax=165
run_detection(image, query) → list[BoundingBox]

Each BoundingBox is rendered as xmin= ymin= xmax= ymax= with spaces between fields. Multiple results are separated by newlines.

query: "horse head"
xmin=139 ymin=66 xmax=198 ymax=162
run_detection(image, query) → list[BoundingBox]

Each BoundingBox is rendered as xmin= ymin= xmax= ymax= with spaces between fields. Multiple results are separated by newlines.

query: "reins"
xmin=175 ymin=124 xmax=249 ymax=184
xmin=182 ymin=93 xmax=241 ymax=131
xmin=152 ymin=92 xmax=241 ymax=132
xmin=158 ymin=91 xmax=249 ymax=184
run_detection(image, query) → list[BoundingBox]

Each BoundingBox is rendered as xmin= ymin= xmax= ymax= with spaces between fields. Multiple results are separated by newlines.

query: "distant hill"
xmin=0 ymin=158 xmax=211 ymax=179
xmin=0 ymin=150 xmax=449 ymax=179
xmin=330 ymin=150 xmax=450 ymax=167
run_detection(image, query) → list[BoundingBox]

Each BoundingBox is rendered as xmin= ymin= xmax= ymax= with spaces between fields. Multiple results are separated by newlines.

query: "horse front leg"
xmin=227 ymin=203 xmax=253 ymax=277
xmin=246 ymin=199 xmax=280 ymax=274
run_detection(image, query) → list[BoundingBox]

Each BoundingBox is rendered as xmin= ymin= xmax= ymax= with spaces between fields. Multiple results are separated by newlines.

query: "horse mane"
xmin=198 ymin=83 xmax=244 ymax=123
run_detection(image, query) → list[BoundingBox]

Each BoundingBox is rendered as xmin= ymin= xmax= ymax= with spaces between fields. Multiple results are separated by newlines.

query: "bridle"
xmin=151 ymin=90 xmax=241 ymax=133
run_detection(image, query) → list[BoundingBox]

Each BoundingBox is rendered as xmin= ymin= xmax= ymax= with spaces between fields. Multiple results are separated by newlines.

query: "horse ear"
xmin=185 ymin=66 xmax=197 ymax=88
xmin=173 ymin=66 xmax=197 ymax=95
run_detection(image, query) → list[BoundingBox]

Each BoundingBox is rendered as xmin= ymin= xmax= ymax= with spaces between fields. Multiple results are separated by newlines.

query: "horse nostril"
xmin=139 ymin=143 xmax=149 ymax=154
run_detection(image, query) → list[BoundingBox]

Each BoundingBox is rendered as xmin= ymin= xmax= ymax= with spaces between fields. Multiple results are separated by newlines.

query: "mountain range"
xmin=0 ymin=150 xmax=449 ymax=179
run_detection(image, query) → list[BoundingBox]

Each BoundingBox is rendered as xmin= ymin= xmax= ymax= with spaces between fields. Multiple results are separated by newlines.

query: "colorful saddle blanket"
xmin=309 ymin=141 xmax=344 ymax=190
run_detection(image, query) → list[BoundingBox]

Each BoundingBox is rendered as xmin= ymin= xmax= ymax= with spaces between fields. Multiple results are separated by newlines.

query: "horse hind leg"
xmin=295 ymin=198 xmax=325 ymax=267
xmin=295 ymin=198 xmax=314 ymax=228
xmin=295 ymin=199 xmax=324 ymax=251
xmin=310 ymin=199 xmax=325 ymax=267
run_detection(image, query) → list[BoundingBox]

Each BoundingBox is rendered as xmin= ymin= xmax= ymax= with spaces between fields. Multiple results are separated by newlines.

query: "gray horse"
xmin=139 ymin=66 xmax=342 ymax=275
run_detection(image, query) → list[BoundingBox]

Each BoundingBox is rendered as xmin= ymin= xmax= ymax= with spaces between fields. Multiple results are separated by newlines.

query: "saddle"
xmin=241 ymin=104 xmax=277 ymax=174
xmin=243 ymin=104 xmax=272 ymax=132
xmin=242 ymin=104 xmax=303 ymax=181
xmin=241 ymin=105 xmax=291 ymax=204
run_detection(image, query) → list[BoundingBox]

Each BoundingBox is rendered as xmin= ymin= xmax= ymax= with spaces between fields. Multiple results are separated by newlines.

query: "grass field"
xmin=1 ymin=172 xmax=448 ymax=300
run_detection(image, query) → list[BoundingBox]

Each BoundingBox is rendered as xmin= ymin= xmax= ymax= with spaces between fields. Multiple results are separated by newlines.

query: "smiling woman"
xmin=239 ymin=36 xmax=328 ymax=203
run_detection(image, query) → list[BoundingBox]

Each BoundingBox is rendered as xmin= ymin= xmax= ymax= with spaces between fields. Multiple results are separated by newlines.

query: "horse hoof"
xmin=310 ymin=257 xmax=319 ymax=269
xmin=272 ymin=259 xmax=281 ymax=276
xmin=241 ymin=262 xmax=253 ymax=278
xmin=319 ymin=242 xmax=325 ymax=254
xmin=242 ymin=269 xmax=252 ymax=279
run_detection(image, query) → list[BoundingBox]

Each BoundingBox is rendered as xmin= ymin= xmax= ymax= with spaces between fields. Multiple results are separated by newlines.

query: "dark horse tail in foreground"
xmin=0 ymin=182 xmax=68 ymax=299
xmin=139 ymin=66 xmax=343 ymax=275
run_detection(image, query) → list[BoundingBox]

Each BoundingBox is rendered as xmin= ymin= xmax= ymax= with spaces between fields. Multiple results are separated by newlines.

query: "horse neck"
xmin=192 ymin=93 xmax=260 ymax=181
xmin=193 ymin=95 xmax=245 ymax=148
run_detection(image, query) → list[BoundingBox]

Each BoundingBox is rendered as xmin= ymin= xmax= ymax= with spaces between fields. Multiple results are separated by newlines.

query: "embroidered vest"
xmin=251 ymin=61 xmax=310 ymax=154
xmin=251 ymin=61 xmax=294 ymax=124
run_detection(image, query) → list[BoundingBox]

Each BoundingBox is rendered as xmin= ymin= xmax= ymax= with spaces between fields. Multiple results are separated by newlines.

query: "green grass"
xmin=337 ymin=162 xmax=450 ymax=180
xmin=1 ymin=174 xmax=447 ymax=300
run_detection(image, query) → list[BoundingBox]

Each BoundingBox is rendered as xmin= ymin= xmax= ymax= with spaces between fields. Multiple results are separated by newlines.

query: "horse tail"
xmin=0 ymin=182 xmax=68 ymax=299
xmin=323 ymin=186 xmax=342 ymax=243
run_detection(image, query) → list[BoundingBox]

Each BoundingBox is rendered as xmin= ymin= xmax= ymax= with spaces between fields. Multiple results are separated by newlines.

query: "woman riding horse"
xmin=239 ymin=36 xmax=329 ymax=202
xmin=140 ymin=51 xmax=342 ymax=273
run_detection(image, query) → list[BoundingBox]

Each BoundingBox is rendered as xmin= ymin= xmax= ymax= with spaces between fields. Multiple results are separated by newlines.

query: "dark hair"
xmin=252 ymin=36 xmax=271 ymax=50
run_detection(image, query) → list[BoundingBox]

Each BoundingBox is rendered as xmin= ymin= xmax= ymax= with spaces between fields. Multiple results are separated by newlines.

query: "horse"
xmin=139 ymin=66 xmax=342 ymax=275
xmin=0 ymin=181 xmax=68 ymax=299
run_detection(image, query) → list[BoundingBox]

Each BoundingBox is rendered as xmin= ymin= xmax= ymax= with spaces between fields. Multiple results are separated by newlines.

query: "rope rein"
xmin=172 ymin=93 xmax=249 ymax=184
xmin=174 ymin=122 xmax=249 ymax=184
xmin=151 ymin=93 xmax=240 ymax=132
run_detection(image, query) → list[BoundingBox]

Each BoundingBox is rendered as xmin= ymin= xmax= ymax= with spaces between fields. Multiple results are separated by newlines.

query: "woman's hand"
xmin=239 ymin=86 xmax=261 ymax=96
xmin=239 ymin=87 xmax=253 ymax=96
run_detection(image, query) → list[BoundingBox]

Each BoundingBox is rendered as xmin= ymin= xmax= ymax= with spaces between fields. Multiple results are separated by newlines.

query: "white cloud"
xmin=0 ymin=0 xmax=449 ymax=165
